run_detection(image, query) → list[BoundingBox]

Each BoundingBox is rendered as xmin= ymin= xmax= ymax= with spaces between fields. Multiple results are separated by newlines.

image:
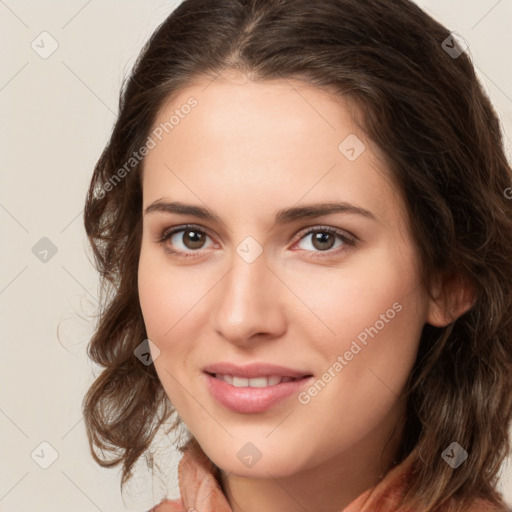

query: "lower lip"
xmin=204 ymin=373 xmax=313 ymax=414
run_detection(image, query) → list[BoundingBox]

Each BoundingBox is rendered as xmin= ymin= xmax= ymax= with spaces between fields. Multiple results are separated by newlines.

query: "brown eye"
xmin=180 ymin=229 xmax=207 ymax=250
xmin=294 ymin=227 xmax=356 ymax=258
xmin=159 ymin=225 xmax=215 ymax=257
xmin=311 ymin=231 xmax=337 ymax=251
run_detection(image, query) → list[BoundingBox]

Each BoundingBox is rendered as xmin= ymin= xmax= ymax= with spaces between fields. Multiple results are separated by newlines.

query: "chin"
xmin=197 ymin=435 xmax=314 ymax=479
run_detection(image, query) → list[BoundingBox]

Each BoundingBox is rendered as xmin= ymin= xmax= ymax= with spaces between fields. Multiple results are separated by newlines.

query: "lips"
xmin=202 ymin=361 xmax=312 ymax=379
xmin=202 ymin=362 xmax=314 ymax=413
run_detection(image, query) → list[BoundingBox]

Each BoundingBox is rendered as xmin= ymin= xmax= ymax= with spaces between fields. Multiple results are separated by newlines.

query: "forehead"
xmin=141 ymin=71 xmax=406 ymax=229
xmin=151 ymin=72 xmax=359 ymax=159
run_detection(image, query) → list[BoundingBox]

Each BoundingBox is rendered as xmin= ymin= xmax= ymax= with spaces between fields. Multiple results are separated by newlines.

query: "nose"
xmin=212 ymin=247 xmax=287 ymax=346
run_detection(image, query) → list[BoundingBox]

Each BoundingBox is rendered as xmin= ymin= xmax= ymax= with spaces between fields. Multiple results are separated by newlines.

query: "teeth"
xmin=268 ymin=375 xmax=282 ymax=385
xmin=232 ymin=376 xmax=249 ymax=387
xmin=215 ymin=374 xmax=297 ymax=387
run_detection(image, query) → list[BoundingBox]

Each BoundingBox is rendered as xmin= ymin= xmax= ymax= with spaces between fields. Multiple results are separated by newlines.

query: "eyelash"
xmin=156 ymin=224 xmax=357 ymax=260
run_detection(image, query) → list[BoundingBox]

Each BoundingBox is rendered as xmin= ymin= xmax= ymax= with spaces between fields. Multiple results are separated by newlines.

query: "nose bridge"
xmin=222 ymin=244 xmax=270 ymax=317
xmin=213 ymin=240 xmax=285 ymax=342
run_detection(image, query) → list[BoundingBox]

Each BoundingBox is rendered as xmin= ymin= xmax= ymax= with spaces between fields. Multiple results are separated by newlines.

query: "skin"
xmin=137 ymin=69 xmax=468 ymax=512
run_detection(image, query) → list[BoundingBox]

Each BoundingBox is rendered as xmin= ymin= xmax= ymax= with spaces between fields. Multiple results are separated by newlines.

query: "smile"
xmin=211 ymin=373 xmax=300 ymax=387
xmin=204 ymin=372 xmax=313 ymax=414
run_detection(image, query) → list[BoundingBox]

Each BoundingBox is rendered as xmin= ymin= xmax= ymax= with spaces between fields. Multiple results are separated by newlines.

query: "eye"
xmin=293 ymin=226 xmax=356 ymax=258
xmin=158 ymin=224 xmax=215 ymax=258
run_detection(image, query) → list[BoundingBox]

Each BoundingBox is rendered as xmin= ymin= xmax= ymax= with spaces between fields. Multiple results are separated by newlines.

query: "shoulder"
xmin=147 ymin=498 xmax=185 ymax=512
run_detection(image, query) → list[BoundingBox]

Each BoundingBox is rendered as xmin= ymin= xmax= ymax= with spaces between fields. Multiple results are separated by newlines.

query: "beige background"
xmin=1 ymin=1 xmax=511 ymax=511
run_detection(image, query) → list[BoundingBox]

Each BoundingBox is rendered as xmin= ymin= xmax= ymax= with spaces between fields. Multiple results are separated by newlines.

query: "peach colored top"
xmin=148 ymin=439 xmax=508 ymax=512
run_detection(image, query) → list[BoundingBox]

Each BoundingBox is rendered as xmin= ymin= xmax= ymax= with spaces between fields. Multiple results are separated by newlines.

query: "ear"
xmin=426 ymin=272 xmax=476 ymax=327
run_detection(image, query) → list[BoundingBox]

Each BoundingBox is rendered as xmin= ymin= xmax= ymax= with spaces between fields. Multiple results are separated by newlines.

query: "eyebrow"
xmin=144 ymin=199 xmax=377 ymax=225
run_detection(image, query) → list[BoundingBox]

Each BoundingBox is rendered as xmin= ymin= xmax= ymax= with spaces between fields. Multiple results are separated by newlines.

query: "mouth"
xmin=202 ymin=361 xmax=313 ymax=380
xmin=202 ymin=369 xmax=314 ymax=414
xmin=205 ymin=372 xmax=311 ymax=387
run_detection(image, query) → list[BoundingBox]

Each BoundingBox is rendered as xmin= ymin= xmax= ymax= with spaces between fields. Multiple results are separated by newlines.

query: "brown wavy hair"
xmin=82 ymin=0 xmax=512 ymax=510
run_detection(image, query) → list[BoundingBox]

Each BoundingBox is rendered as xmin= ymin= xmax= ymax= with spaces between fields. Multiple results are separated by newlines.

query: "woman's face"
xmin=138 ymin=70 xmax=436 ymax=478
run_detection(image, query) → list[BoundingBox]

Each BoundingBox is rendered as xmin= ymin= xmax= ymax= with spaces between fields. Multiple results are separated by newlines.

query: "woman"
xmin=82 ymin=0 xmax=512 ymax=511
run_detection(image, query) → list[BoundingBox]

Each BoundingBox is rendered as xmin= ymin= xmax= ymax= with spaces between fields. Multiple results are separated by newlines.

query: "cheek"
xmin=138 ymin=250 xmax=168 ymax=340
xmin=137 ymin=247 xmax=193 ymax=408
xmin=138 ymin=245 xmax=197 ymax=340
xmin=307 ymin=260 xmax=425 ymax=415
xmin=291 ymin=246 xmax=423 ymax=350
xmin=137 ymin=245 xmax=215 ymax=387
xmin=296 ymin=244 xmax=426 ymax=415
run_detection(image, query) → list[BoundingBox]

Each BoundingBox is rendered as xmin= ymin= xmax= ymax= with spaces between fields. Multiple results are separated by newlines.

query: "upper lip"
xmin=203 ymin=362 xmax=312 ymax=379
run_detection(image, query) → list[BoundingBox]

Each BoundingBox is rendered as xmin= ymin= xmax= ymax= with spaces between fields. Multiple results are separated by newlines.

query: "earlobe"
xmin=426 ymin=273 xmax=476 ymax=327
